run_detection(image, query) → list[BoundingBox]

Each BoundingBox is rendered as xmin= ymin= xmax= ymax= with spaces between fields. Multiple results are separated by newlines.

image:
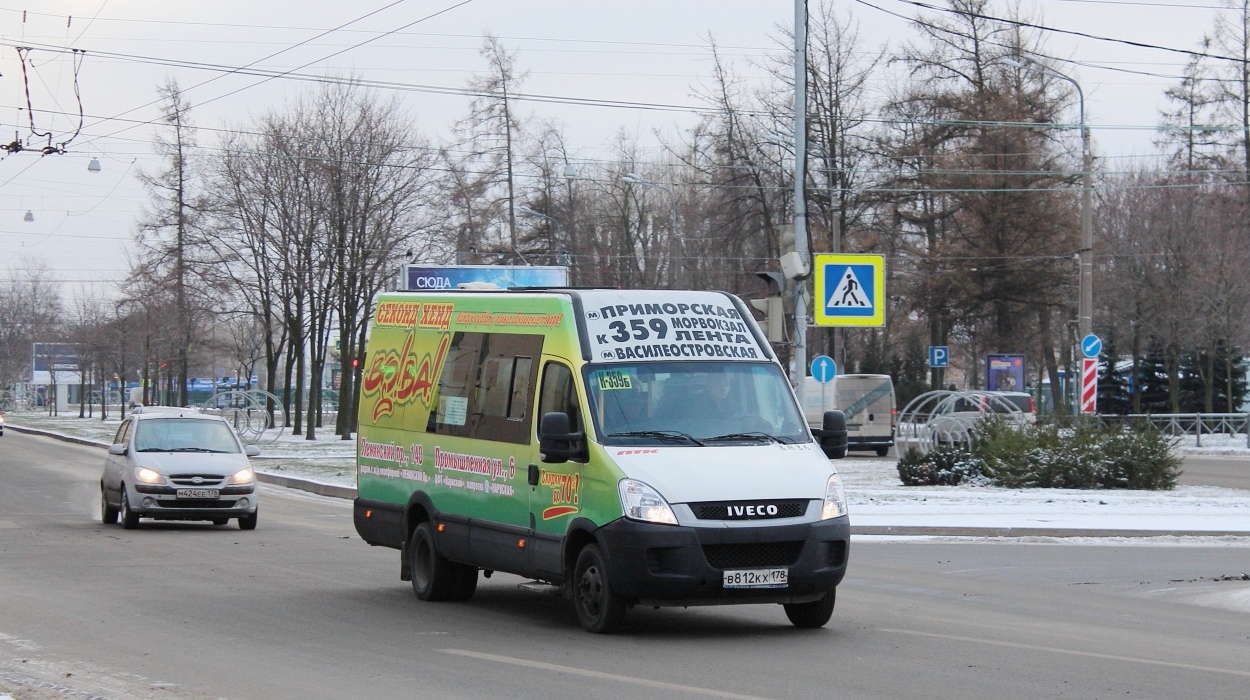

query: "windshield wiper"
xmin=163 ymin=447 xmax=218 ymax=453
xmin=607 ymin=430 xmax=704 ymax=446
xmin=703 ymin=431 xmax=791 ymax=444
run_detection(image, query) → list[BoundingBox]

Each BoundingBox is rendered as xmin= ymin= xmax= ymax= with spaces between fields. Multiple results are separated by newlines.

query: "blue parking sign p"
xmin=928 ymin=345 xmax=949 ymax=368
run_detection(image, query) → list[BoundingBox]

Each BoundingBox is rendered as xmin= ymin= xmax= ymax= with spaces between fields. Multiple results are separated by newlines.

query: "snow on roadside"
xmin=10 ymin=411 xmax=1250 ymax=538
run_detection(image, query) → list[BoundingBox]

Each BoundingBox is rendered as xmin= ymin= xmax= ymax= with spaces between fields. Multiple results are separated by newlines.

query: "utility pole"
xmin=792 ymin=0 xmax=809 ymax=397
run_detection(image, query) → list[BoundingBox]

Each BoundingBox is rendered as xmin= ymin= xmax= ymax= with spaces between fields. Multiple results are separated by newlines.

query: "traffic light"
xmin=749 ymin=297 xmax=784 ymax=343
xmin=778 ymin=224 xmax=809 ymax=280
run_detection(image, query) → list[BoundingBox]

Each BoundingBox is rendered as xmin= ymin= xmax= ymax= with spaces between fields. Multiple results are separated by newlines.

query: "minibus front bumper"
xmin=594 ymin=515 xmax=850 ymax=605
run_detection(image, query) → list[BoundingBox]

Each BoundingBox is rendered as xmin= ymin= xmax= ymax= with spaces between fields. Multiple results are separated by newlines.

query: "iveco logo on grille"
xmin=728 ymin=504 xmax=779 ymax=517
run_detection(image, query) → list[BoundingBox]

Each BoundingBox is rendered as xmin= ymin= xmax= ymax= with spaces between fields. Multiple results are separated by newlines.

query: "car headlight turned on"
xmin=134 ymin=467 xmax=163 ymax=484
xmin=229 ymin=467 xmax=255 ymax=485
xmin=821 ymin=473 xmax=848 ymax=520
xmin=618 ymin=479 xmax=678 ymax=525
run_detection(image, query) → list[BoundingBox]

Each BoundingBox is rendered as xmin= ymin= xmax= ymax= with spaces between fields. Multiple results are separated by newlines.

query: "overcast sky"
xmin=0 ymin=0 xmax=1225 ymax=297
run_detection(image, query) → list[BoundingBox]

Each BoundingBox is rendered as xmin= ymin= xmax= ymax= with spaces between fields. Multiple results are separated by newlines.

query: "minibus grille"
xmin=691 ymin=500 xmax=808 ymax=520
xmin=702 ymin=541 xmax=804 ymax=569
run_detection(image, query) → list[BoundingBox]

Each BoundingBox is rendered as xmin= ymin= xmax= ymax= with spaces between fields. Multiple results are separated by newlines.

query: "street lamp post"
xmin=1005 ymin=56 xmax=1093 ymax=341
xmin=622 ymin=172 xmax=680 ymax=246
xmin=517 ymin=204 xmax=569 ymax=267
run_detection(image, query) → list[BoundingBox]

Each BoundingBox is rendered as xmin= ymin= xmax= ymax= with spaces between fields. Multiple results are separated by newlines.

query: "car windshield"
xmin=584 ymin=361 xmax=810 ymax=446
xmin=134 ymin=418 xmax=241 ymax=453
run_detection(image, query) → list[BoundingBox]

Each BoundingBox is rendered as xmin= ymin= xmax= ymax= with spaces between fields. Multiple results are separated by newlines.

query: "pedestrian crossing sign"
xmin=814 ymin=254 xmax=885 ymax=327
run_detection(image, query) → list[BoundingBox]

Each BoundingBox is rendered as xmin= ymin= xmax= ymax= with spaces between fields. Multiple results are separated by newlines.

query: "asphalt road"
xmin=2 ymin=431 xmax=1249 ymax=700
xmin=1177 ymin=454 xmax=1250 ymax=490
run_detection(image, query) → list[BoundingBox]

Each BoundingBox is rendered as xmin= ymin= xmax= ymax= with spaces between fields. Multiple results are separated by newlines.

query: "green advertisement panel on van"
xmin=353 ymin=288 xmax=850 ymax=633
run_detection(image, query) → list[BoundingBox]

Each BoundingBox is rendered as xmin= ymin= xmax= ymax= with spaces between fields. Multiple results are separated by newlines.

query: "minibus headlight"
xmin=618 ymin=479 xmax=678 ymax=525
xmin=821 ymin=473 xmax=848 ymax=520
xmin=134 ymin=467 xmax=163 ymax=484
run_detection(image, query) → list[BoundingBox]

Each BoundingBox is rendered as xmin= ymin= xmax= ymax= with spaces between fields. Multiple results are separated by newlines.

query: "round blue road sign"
xmin=810 ymin=355 xmax=837 ymax=383
xmin=1081 ymin=334 xmax=1103 ymax=359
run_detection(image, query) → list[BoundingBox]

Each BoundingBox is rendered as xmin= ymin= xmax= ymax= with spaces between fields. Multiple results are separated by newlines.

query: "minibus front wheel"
xmin=783 ymin=588 xmax=836 ymax=628
xmin=572 ymin=544 xmax=627 ymax=633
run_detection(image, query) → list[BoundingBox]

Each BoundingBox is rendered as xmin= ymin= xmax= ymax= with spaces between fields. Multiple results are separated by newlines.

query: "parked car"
xmin=100 ymin=406 xmax=261 ymax=530
xmin=927 ymin=391 xmax=1036 ymax=445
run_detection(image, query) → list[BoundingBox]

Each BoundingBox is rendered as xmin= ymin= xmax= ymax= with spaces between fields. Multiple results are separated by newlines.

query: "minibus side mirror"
xmin=812 ymin=409 xmax=848 ymax=460
xmin=539 ymin=411 xmax=587 ymax=464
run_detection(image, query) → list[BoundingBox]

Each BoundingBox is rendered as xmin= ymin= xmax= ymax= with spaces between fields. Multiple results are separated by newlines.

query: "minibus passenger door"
xmin=530 ymin=360 xmax=586 ymax=580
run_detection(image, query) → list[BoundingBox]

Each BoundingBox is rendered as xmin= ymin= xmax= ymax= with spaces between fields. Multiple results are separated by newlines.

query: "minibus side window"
xmin=538 ymin=362 xmax=582 ymax=435
xmin=426 ymin=331 xmax=543 ymax=444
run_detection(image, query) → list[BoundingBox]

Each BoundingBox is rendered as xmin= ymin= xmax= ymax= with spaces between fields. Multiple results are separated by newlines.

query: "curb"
xmin=9 ymin=423 xmax=356 ymax=500
xmin=11 ymin=424 xmax=1250 ymax=539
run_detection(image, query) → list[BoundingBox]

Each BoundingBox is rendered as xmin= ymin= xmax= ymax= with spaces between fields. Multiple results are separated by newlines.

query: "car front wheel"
xmin=100 ymin=487 xmax=118 ymax=525
xmin=238 ymin=511 xmax=258 ymax=530
xmin=119 ymin=490 xmax=139 ymax=530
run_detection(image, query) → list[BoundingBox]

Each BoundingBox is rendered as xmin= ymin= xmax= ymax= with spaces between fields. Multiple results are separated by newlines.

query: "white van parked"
xmin=803 ymin=374 xmax=896 ymax=457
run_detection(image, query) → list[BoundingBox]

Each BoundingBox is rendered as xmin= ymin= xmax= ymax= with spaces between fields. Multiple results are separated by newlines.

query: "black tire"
xmin=449 ymin=564 xmax=479 ymax=601
xmin=875 ymin=446 xmax=890 ymax=457
xmin=100 ymin=487 xmax=119 ymax=525
xmin=784 ymin=589 xmax=836 ymax=628
xmin=211 ymin=518 xmax=229 ymax=526
xmin=120 ymin=490 xmax=139 ymax=530
xmin=572 ymin=544 xmax=626 ymax=633
xmin=238 ymin=511 xmax=258 ymax=530
xmin=409 ymin=523 xmax=459 ymax=601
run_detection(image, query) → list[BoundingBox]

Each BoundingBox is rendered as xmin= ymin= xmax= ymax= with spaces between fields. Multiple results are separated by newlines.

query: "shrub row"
xmin=897 ymin=418 xmax=1181 ymax=490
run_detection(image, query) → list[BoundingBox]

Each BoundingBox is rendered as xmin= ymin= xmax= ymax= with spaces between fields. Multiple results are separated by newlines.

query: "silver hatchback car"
xmin=100 ymin=407 xmax=261 ymax=530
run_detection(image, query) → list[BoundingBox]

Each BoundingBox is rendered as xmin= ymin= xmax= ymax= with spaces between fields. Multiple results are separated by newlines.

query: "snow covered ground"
xmin=9 ymin=411 xmax=1250 ymax=541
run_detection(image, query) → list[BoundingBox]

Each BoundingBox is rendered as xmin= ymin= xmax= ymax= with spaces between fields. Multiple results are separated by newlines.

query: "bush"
xmin=897 ymin=446 xmax=988 ymax=486
xmin=898 ymin=418 xmax=1180 ymax=490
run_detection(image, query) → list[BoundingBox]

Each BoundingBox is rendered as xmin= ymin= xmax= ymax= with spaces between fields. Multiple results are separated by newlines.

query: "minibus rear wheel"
xmin=410 ymin=522 xmax=462 ymax=601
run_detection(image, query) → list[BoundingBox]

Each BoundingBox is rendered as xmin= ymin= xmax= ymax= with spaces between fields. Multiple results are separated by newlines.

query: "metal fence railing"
xmin=1094 ymin=413 xmax=1250 ymax=448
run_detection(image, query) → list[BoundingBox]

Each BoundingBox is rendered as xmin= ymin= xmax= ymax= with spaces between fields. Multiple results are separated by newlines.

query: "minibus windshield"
xmin=585 ymin=361 xmax=811 ymax=446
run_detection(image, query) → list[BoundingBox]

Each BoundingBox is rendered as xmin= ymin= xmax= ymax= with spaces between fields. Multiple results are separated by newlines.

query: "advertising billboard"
xmin=403 ymin=264 xmax=568 ymax=291
xmin=986 ymin=353 xmax=1026 ymax=392
xmin=32 ymin=343 xmax=82 ymax=384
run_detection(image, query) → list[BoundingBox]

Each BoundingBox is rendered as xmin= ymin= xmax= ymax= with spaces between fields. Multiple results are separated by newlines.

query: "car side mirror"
xmin=245 ymin=445 xmax=261 ymax=457
xmin=812 ymin=410 xmax=848 ymax=460
xmin=539 ymin=411 xmax=586 ymax=464
xmin=108 ymin=443 xmax=127 ymax=456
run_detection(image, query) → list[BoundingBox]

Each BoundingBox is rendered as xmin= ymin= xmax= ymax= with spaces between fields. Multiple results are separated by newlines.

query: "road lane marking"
xmin=440 ymin=648 xmax=773 ymax=700
xmin=883 ymin=628 xmax=1250 ymax=678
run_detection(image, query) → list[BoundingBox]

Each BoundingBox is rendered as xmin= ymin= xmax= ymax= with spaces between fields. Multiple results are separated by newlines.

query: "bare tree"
xmin=135 ymin=79 xmax=209 ymax=407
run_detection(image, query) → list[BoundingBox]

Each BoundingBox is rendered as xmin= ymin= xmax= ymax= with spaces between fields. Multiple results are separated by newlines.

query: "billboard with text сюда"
xmin=31 ymin=343 xmax=82 ymax=384
xmin=403 ymin=264 xmax=568 ymax=291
